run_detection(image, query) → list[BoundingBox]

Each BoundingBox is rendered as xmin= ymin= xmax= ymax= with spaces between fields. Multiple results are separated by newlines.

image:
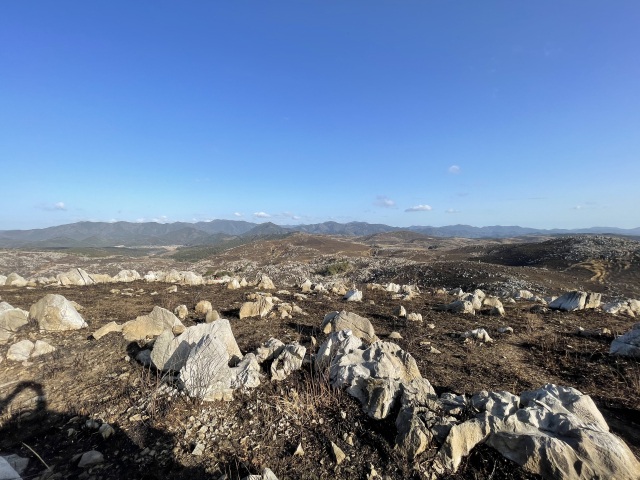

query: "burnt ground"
xmin=0 ymin=280 xmax=639 ymax=480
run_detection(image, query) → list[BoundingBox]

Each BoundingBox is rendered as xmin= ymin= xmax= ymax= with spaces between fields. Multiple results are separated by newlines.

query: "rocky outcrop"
xmin=610 ymin=322 xmax=640 ymax=358
xmin=121 ymin=306 xmax=184 ymax=342
xmin=321 ymin=311 xmax=377 ymax=343
xmin=270 ymin=343 xmax=306 ymax=381
xmin=257 ymin=275 xmax=276 ymax=290
xmin=239 ymin=297 xmax=274 ymax=319
xmin=29 ymin=294 xmax=88 ymax=331
xmin=344 ymin=289 xmax=363 ymax=302
xmin=5 ymin=273 xmax=28 ymax=287
xmin=57 ymin=268 xmax=95 ymax=286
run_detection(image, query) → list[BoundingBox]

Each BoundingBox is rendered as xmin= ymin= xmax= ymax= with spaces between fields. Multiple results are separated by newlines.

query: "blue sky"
xmin=1 ymin=1 xmax=639 ymax=230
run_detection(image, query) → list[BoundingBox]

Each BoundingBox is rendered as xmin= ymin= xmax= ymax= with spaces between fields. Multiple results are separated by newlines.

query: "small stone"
xmin=330 ymin=441 xmax=346 ymax=465
xmin=498 ymin=326 xmax=514 ymax=334
xmin=388 ymin=332 xmax=402 ymax=340
xmin=99 ymin=423 xmax=115 ymax=439
xmin=78 ymin=450 xmax=104 ymax=468
xmin=293 ymin=443 xmax=304 ymax=456
xmin=85 ymin=419 xmax=99 ymax=430
xmin=192 ymin=443 xmax=205 ymax=456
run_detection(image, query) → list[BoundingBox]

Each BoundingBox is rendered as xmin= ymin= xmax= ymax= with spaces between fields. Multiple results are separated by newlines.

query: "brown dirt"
xmin=1 ymin=279 xmax=639 ymax=480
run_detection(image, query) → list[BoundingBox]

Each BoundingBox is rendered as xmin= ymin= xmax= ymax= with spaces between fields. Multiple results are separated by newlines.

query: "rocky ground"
xmin=1 ymin=234 xmax=639 ymax=479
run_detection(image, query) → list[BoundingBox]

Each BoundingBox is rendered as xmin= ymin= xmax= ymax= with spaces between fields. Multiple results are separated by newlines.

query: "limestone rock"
xmin=195 ymin=300 xmax=212 ymax=316
xmin=330 ymin=441 xmax=346 ymax=465
xmin=29 ymin=294 xmax=88 ymax=331
xmin=231 ymin=353 xmax=262 ymax=389
xmin=0 ymin=454 xmax=28 ymax=478
xmin=463 ymin=328 xmax=493 ymax=343
xmin=7 ymin=340 xmax=34 ymax=361
xmin=5 ymin=273 xmax=28 ymax=287
xmin=174 ymin=305 xmax=188 ymax=320
xmin=386 ymin=283 xmax=401 ymax=293
xmin=271 ymin=343 xmax=306 ymax=381
xmin=610 ymin=323 xmax=640 ymax=358
xmin=57 ymin=268 xmax=95 ymax=286
xmin=438 ymin=300 xmax=475 ymax=314
xmin=151 ymin=319 xmax=242 ymax=371
xmin=122 ymin=306 xmax=184 ymax=342
xmin=397 ymin=305 xmax=407 ymax=317
xmin=227 ymin=278 xmax=241 ymax=290
xmin=113 ymin=270 xmax=141 ymax=282
xmin=205 ymin=310 xmax=220 ymax=323
xmin=344 ymin=289 xmax=363 ymax=302
xmin=388 ymin=331 xmax=402 ymax=340
xmin=300 ymin=279 xmax=312 ymax=292
xmin=321 ymin=311 xmax=377 ymax=343
xmin=461 ymin=293 xmax=483 ymax=311
xmin=0 ymin=303 xmax=29 ymax=343
xmin=255 ymin=337 xmax=285 ymax=363
xmin=407 ymin=312 xmax=423 ymax=322
xmin=549 ymin=291 xmax=589 ymax=311
xmin=91 ymin=321 xmax=122 ymax=340
xmin=515 ymin=290 xmax=534 ymax=300
xmin=31 ymin=340 xmax=56 ymax=358
xmin=603 ymin=300 xmax=636 ymax=317
xmin=257 ymin=275 xmax=276 ymax=290
xmin=239 ymin=297 xmax=273 ymax=319
xmin=330 ymin=282 xmax=349 ymax=295
xmin=180 ymin=335 xmax=233 ymax=400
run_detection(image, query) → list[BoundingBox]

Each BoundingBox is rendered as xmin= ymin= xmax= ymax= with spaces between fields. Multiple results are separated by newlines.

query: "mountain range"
xmin=0 ymin=220 xmax=638 ymax=248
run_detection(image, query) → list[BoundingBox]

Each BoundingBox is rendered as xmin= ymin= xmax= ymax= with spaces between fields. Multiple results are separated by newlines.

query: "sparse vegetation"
xmin=317 ymin=260 xmax=352 ymax=276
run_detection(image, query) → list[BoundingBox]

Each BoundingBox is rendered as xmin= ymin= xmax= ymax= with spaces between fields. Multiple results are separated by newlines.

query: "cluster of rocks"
xmin=314 ymin=319 xmax=640 ymax=479
xmin=435 ymin=288 xmax=505 ymax=316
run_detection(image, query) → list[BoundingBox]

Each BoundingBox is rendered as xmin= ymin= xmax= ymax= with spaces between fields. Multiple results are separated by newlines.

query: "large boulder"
xmin=257 ymin=275 xmax=276 ymax=290
xmin=180 ymin=335 xmax=233 ymax=401
xmin=321 ymin=311 xmax=377 ymax=343
xmin=121 ymin=306 xmax=183 ymax=342
xmin=343 ymin=289 xmax=363 ymax=302
xmin=270 ymin=343 xmax=306 ymax=381
xmin=195 ymin=300 xmax=213 ymax=316
xmin=150 ymin=319 xmax=242 ymax=372
xmin=7 ymin=340 xmax=34 ymax=361
xmin=610 ymin=323 xmax=640 ymax=358
xmin=29 ymin=294 xmax=88 ymax=331
xmin=603 ymin=300 xmax=637 ymax=317
xmin=0 ymin=302 xmax=29 ymax=343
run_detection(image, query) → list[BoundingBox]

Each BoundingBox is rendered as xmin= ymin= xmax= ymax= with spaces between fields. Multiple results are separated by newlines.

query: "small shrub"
xmin=318 ymin=261 xmax=352 ymax=277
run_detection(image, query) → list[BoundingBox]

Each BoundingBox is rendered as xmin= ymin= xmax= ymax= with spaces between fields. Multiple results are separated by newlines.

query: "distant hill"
xmin=0 ymin=220 xmax=638 ymax=248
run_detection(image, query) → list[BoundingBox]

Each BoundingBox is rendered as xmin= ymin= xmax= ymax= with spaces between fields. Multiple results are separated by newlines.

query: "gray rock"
xmin=0 ymin=303 xmax=29 ymax=343
xmin=180 ymin=335 xmax=233 ymax=400
xmin=463 ymin=328 xmax=493 ymax=343
xmin=29 ymin=294 xmax=87 ymax=331
xmin=239 ymin=297 xmax=273 ymax=319
xmin=31 ymin=340 xmax=56 ymax=358
xmin=231 ymin=353 xmax=262 ymax=388
xmin=271 ymin=343 xmax=306 ymax=381
xmin=0 ymin=456 xmax=22 ymax=480
xmin=254 ymin=338 xmax=285 ymax=363
xmin=343 ymin=289 xmax=363 ymax=302
xmin=174 ymin=305 xmax=188 ymax=320
xmin=610 ymin=323 xmax=640 ymax=358
xmin=91 ymin=321 xmax=122 ymax=340
xmin=549 ymin=291 xmax=588 ymax=311
xmin=99 ymin=423 xmax=115 ymax=439
xmin=1 ymin=454 xmax=28 ymax=477
xmin=121 ymin=306 xmax=184 ymax=342
xmin=78 ymin=450 xmax=104 ymax=468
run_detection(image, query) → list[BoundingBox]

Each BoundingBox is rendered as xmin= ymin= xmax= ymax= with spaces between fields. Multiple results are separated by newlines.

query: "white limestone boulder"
xmin=610 ymin=323 xmax=640 ymax=358
xmin=29 ymin=294 xmax=88 ymax=331
xmin=121 ymin=306 xmax=183 ymax=342
xmin=321 ymin=311 xmax=377 ymax=343
xmin=0 ymin=302 xmax=29 ymax=343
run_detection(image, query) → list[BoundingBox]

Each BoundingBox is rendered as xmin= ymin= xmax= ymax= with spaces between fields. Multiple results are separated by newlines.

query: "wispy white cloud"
xmin=281 ymin=212 xmax=301 ymax=220
xmin=405 ymin=204 xmax=432 ymax=212
xmin=448 ymin=165 xmax=461 ymax=174
xmin=54 ymin=201 xmax=66 ymax=211
xmin=445 ymin=208 xmax=460 ymax=214
xmin=233 ymin=212 xmax=243 ymax=217
xmin=152 ymin=215 xmax=168 ymax=223
xmin=253 ymin=211 xmax=271 ymax=218
xmin=374 ymin=195 xmax=396 ymax=208
xmin=38 ymin=201 xmax=68 ymax=211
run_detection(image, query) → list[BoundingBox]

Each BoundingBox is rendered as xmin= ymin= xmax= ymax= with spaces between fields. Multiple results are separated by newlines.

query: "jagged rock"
xmin=174 ymin=305 xmax=188 ymax=320
xmin=57 ymin=268 xmax=95 ymax=286
xmin=255 ymin=338 xmax=285 ymax=363
xmin=603 ymin=300 xmax=637 ymax=317
xmin=231 ymin=353 xmax=262 ymax=388
xmin=434 ymin=384 xmax=640 ymax=480
xmin=78 ymin=450 xmax=104 ymax=468
xmin=181 ymin=271 xmax=204 ymax=286
xmin=516 ymin=290 xmax=534 ymax=300
xmin=241 ymin=468 xmax=279 ymax=480
xmin=344 ymin=289 xmax=363 ymax=302
xmin=463 ymin=328 xmax=493 ymax=343
xmin=549 ymin=291 xmax=600 ymax=311
xmin=407 ymin=312 xmax=423 ymax=322
xmin=0 ymin=457 xmax=22 ymax=480
xmin=195 ymin=300 xmax=213 ymax=316
xmin=388 ymin=331 xmax=402 ymax=340
xmin=31 ymin=340 xmax=56 ymax=358
xmin=205 ymin=310 xmax=220 ymax=323
xmin=180 ymin=335 xmax=233 ymax=401
xmin=330 ymin=442 xmax=346 ymax=465
xmin=0 ymin=303 xmax=29 ymax=343
xmin=7 ymin=340 xmax=34 ymax=361
xmin=29 ymin=294 xmax=88 ymax=331
xmin=5 ymin=273 xmax=28 ymax=287
xmin=239 ymin=277 xmax=248 ymax=287
xmin=113 ymin=270 xmax=141 ymax=282
xmin=150 ymin=319 xmax=242 ymax=371
xmin=99 ymin=423 xmax=115 ymax=439
xmin=449 ymin=287 xmax=464 ymax=297
xmin=461 ymin=293 xmax=482 ymax=311
xmin=227 ymin=278 xmax=241 ymax=290
xmin=610 ymin=323 xmax=640 ymax=358
xmin=239 ymin=297 xmax=273 ymax=319
xmin=321 ymin=311 xmax=377 ymax=343
xmin=271 ymin=343 xmax=306 ymax=381
xmin=497 ymin=326 xmax=513 ymax=334
xmin=397 ymin=305 xmax=407 ymax=317
xmin=122 ymin=306 xmax=184 ymax=342
xmin=330 ymin=282 xmax=349 ymax=295
xmin=91 ymin=321 xmax=122 ymax=340
xmin=315 ymin=330 xmax=363 ymax=371
xmin=0 ymin=454 xmax=28 ymax=477
xmin=257 ymin=275 xmax=276 ymax=290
